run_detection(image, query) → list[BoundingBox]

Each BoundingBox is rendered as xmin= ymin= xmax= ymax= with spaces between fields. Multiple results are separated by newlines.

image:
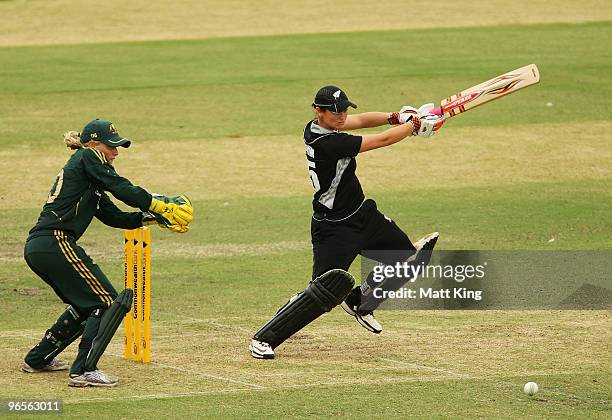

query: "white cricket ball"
xmin=546 ymin=102 xmax=553 ymax=107
xmin=524 ymin=382 xmax=539 ymax=396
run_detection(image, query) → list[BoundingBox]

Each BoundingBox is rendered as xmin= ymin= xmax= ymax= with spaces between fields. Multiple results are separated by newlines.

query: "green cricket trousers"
xmin=23 ymin=230 xmax=118 ymax=374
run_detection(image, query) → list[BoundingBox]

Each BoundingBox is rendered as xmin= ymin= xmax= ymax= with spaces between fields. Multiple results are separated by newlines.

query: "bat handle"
xmin=431 ymin=106 xmax=443 ymax=117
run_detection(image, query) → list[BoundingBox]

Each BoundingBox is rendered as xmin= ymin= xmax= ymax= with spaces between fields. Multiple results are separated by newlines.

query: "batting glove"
xmin=415 ymin=113 xmax=445 ymax=138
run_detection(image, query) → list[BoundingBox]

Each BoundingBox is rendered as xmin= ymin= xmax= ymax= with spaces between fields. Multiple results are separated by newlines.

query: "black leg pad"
xmin=84 ymin=288 xmax=133 ymax=371
xmin=253 ymin=269 xmax=355 ymax=349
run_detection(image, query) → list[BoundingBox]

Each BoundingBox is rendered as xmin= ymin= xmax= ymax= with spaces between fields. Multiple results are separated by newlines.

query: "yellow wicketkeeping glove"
xmin=148 ymin=194 xmax=194 ymax=226
xmin=142 ymin=212 xmax=190 ymax=233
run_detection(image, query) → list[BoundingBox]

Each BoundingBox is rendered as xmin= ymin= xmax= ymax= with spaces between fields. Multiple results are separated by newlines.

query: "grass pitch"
xmin=0 ymin=7 xmax=610 ymax=419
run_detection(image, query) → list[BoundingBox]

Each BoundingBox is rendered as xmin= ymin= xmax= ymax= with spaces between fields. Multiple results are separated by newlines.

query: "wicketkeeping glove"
xmin=148 ymin=194 xmax=194 ymax=226
xmin=142 ymin=212 xmax=189 ymax=233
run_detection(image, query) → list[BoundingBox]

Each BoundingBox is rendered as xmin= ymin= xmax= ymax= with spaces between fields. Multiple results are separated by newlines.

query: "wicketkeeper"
xmin=21 ymin=118 xmax=194 ymax=387
xmin=250 ymin=86 xmax=443 ymax=359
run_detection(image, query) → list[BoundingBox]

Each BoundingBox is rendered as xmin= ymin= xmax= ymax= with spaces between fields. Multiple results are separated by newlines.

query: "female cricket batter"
xmin=21 ymin=118 xmax=193 ymax=387
xmin=250 ymin=86 xmax=442 ymax=359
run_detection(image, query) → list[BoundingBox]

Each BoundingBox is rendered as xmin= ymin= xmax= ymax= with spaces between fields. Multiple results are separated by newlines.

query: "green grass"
xmin=0 ymin=22 xmax=611 ymax=147
xmin=0 ymin=20 xmax=610 ymax=419
xmin=68 ymin=375 xmax=610 ymax=419
xmin=1 ymin=179 xmax=610 ymax=258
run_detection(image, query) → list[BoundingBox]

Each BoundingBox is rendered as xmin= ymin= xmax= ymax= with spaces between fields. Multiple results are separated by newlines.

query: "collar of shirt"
xmin=310 ymin=121 xmax=337 ymax=135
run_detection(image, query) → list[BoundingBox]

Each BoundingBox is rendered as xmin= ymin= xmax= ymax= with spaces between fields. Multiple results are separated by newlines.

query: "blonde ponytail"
xmin=63 ymin=131 xmax=83 ymax=149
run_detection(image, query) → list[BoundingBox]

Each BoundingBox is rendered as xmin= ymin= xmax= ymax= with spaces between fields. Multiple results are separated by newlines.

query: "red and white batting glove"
xmin=389 ymin=103 xmax=445 ymax=136
xmin=417 ymin=103 xmax=445 ymax=134
xmin=389 ymin=103 xmax=439 ymax=124
xmin=415 ymin=103 xmax=435 ymax=117
xmin=388 ymin=105 xmax=418 ymax=125
xmin=415 ymin=113 xmax=445 ymax=137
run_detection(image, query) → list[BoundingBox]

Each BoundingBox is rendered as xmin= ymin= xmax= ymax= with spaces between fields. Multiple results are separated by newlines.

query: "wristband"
xmin=387 ymin=112 xmax=400 ymax=125
xmin=411 ymin=117 xmax=421 ymax=136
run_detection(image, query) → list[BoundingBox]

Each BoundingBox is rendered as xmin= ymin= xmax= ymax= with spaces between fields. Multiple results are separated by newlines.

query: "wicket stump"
xmin=123 ymin=227 xmax=151 ymax=363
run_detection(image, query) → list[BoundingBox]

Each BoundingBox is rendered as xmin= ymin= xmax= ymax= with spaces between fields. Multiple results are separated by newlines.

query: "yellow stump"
xmin=123 ymin=230 xmax=134 ymax=360
xmin=133 ymin=228 xmax=143 ymax=362
xmin=123 ymin=227 xmax=152 ymax=363
xmin=142 ymin=227 xmax=151 ymax=363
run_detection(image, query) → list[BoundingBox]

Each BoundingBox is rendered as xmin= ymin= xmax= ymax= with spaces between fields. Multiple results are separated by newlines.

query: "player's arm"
xmin=95 ymin=192 xmax=187 ymax=233
xmin=83 ymin=149 xmax=193 ymax=227
xmin=83 ymin=148 xmax=152 ymax=211
xmin=359 ymin=122 xmax=415 ymax=153
xmin=343 ymin=112 xmax=390 ymax=130
xmin=95 ymin=192 xmax=144 ymax=229
xmin=344 ymin=103 xmax=443 ymax=133
xmin=359 ymin=112 xmax=444 ymax=153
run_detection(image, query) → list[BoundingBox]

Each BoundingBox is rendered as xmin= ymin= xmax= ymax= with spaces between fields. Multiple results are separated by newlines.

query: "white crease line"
xmin=65 ymin=388 xmax=252 ymax=403
xmin=239 ymin=366 xmax=425 ymax=378
xmin=64 ymin=370 xmax=598 ymax=405
xmin=63 ymin=374 xmax=461 ymax=404
xmin=150 ymin=360 xmax=264 ymax=389
xmin=4 ymin=329 xmax=605 ymax=403
xmin=103 ymin=350 xmax=263 ymax=389
xmin=4 ymin=329 xmax=597 ymax=404
xmin=379 ymin=358 xmax=469 ymax=377
xmin=3 ymin=332 xmax=263 ymax=390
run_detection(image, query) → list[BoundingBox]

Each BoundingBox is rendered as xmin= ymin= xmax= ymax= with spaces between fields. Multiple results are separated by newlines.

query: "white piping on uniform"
xmin=318 ymin=157 xmax=351 ymax=209
xmin=310 ymin=122 xmax=336 ymax=135
xmin=304 ymin=121 xmax=338 ymax=145
xmin=312 ymin=198 xmax=366 ymax=223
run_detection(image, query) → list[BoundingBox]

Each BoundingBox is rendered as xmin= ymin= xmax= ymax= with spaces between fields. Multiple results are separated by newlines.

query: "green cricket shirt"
xmin=29 ymin=147 xmax=152 ymax=240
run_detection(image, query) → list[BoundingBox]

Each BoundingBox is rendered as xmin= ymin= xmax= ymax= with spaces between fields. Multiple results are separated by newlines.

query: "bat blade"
xmin=433 ymin=64 xmax=540 ymax=119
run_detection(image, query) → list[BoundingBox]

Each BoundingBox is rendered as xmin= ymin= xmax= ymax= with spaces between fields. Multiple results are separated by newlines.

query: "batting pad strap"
xmin=84 ymin=288 xmax=133 ymax=371
xmin=253 ymin=269 xmax=355 ymax=349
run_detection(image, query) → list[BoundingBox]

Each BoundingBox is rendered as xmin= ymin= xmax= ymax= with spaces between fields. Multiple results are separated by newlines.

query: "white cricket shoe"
xmin=68 ymin=370 xmax=119 ymax=387
xmin=340 ymin=302 xmax=383 ymax=334
xmin=22 ymin=358 xmax=69 ymax=373
xmin=249 ymin=339 xmax=275 ymax=359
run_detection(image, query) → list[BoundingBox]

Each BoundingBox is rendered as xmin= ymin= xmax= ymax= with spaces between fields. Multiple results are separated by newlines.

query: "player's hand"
xmin=396 ymin=103 xmax=437 ymax=124
xmin=415 ymin=113 xmax=445 ymax=138
xmin=164 ymin=223 xmax=189 ymax=233
xmin=416 ymin=103 xmax=435 ymax=117
xmin=397 ymin=105 xmax=417 ymax=124
xmin=142 ymin=211 xmax=190 ymax=233
xmin=148 ymin=194 xmax=194 ymax=226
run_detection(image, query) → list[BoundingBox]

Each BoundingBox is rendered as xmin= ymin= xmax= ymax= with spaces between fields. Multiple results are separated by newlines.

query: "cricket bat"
xmin=432 ymin=64 xmax=540 ymax=119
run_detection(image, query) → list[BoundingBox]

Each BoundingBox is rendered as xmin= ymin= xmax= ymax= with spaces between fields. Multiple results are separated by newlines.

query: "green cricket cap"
xmin=81 ymin=119 xmax=131 ymax=148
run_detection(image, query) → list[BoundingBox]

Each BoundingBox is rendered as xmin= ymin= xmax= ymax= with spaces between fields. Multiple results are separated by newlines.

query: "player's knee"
xmin=307 ymin=269 xmax=355 ymax=311
xmin=49 ymin=305 xmax=87 ymax=341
